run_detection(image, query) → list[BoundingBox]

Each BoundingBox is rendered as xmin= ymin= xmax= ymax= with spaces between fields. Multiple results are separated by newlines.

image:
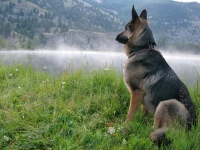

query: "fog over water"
xmin=0 ymin=50 xmax=199 ymax=87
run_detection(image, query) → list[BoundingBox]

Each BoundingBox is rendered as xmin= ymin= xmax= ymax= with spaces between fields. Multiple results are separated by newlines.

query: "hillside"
xmin=0 ymin=0 xmax=123 ymax=50
xmin=85 ymin=0 xmax=200 ymax=52
xmin=0 ymin=0 xmax=200 ymax=53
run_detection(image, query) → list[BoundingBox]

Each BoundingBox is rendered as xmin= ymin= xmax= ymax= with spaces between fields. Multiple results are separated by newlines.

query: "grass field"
xmin=0 ymin=64 xmax=199 ymax=150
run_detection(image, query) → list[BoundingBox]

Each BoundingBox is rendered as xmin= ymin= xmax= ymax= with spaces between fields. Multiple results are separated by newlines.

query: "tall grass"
xmin=0 ymin=64 xmax=199 ymax=150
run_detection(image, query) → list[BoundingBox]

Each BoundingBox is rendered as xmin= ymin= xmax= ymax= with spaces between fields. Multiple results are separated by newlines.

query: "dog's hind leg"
xmin=125 ymin=90 xmax=145 ymax=122
xmin=150 ymin=101 xmax=172 ymax=146
xmin=150 ymin=99 xmax=190 ymax=146
xmin=152 ymin=102 xmax=171 ymax=128
xmin=152 ymin=99 xmax=189 ymax=129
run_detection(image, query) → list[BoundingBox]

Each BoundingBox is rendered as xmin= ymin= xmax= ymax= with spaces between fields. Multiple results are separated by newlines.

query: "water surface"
xmin=0 ymin=50 xmax=199 ymax=87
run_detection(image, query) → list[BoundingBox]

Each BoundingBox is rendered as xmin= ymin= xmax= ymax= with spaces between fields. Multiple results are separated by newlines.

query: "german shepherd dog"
xmin=115 ymin=5 xmax=197 ymax=145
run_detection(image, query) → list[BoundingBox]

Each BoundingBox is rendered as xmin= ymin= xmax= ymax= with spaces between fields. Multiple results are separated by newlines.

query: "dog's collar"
xmin=128 ymin=44 xmax=155 ymax=58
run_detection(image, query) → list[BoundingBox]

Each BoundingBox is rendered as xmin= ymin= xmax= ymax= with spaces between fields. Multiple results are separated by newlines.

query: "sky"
xmin=174 ymin=0 xmax=200 ymax=3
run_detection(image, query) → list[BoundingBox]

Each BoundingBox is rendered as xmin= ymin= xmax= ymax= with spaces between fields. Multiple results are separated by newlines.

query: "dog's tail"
xmin=149 ymin=128 xmax=171 ymax=147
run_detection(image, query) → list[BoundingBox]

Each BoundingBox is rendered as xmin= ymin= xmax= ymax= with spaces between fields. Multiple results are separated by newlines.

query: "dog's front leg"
xmin=125 ymin=90 xmax=144 ymax=122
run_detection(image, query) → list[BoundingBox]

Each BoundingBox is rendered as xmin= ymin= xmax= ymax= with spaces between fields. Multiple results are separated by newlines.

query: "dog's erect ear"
xmin=131 ymin=5 xmax=138 ymax=21
xmin=140 ymin=9 xmax=147 ymax=20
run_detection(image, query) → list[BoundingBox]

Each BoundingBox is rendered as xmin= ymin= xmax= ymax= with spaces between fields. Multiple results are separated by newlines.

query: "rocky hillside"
xmin=0 ymin=0 xmax=200 ymax=53
xmin=0 ymin=0 xmax=123 ymax=50
xmin=44 ymin=30 xmax=123 ymax=51
xmin=85 ymin=0 xmax=200 ymax=52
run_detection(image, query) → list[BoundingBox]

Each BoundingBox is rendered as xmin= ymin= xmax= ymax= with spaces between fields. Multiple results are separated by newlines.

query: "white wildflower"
xmin=9 ymin=74 xmax=13 ymax=77
xmin=18 ymin=86 xmax=22 ymax=89
xmin=69 ymin=121 xmax=73 ymax=125
xmin=114 ymin=111 xmax=116 ymax=115
xmin=44 ymin=67 xmax=47 ymax=69
xmin=3 ymin=135 xmax=10 ymax=141
xmin=62 ymin=82 xmax=66 ymax=85
xmin=83 ymin=125 xmax=87 ymax=130
xmin=108 ymin=127 xmax=115 ymax=135
xmin=104 ymin=68 xmax=109 ymax=71
xmin=16 ymin=69 xmax=19 ymax=71
xmin=122 ymin=138 xmax=127 ymax=145
xmin=67 ymin=109 xmax=72 ymax=113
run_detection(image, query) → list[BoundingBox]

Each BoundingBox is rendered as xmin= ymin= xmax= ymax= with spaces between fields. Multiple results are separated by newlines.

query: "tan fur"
xmin=152 ymin=99 xmax=190 ymax=129
xmin=123 ymin=55 xmax=147 ymax=122
xmin=149 ymin=99 xmax=190 ymax=145
xmin=126 ymin=90 xmax=145 ymax=122
xmin=149 ymin=128 xmax=169 ymax=145
xmin=116 ymin=5 xmax=197 ymax=146
xmin=125 ymin=18 xmax=149 ymax=56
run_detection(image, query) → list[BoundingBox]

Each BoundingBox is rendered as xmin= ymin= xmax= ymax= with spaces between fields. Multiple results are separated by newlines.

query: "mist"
xmin=0 ymin=49 xmax=126 ymax=74
xmin=0 ymin=48 xmax=200 ymax=87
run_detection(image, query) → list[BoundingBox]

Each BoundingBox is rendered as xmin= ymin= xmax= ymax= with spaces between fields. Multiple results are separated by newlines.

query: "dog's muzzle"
xmin=115 ymin=34 xmax=129 ymax=44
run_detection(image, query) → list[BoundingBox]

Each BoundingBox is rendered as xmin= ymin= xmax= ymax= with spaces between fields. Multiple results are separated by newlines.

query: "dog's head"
xmin=116 ymin=6 xmax=156 ymax=55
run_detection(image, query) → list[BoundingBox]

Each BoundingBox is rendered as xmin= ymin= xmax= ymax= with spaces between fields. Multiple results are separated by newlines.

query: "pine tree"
xmin=3 ymin=23 xmax=11 ymax=38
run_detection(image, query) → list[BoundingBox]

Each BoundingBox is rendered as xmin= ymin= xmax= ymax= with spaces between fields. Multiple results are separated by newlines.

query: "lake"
xmin=0 ymin=50 xmax=199 ymax=87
